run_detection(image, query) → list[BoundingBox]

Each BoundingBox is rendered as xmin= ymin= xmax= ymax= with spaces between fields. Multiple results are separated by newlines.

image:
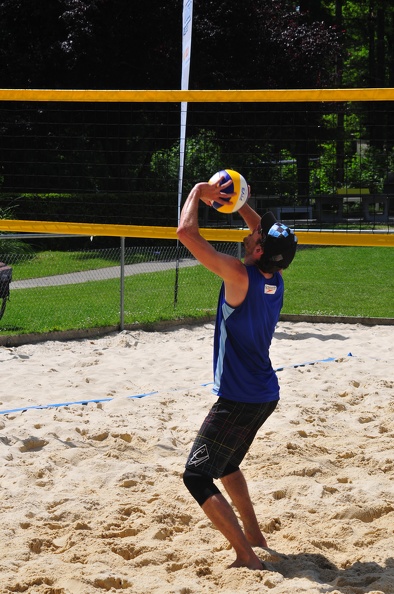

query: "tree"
xmin=0 ymin=0 xmax=344 ymax=202
xmin=320 ymin=1 xmax=394 ymax=189
xmin=151 ymin=130 xmax=222 ymax=190
xmin=191 ymin=0 xmax=342 ymax=90
xmin=0 ymin=0 xmax=183 ymax=90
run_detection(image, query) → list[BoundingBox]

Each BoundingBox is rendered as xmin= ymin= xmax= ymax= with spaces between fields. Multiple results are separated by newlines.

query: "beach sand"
xmin=0 ymin=321 xmax=393 ymax=594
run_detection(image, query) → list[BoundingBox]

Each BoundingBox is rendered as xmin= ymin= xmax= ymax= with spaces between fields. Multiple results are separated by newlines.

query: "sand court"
xmin=0 ymin=321 xmax=393 ymax=593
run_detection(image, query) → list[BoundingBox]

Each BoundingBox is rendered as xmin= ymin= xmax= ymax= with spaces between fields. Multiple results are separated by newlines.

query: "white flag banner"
xmin=181 ymin=0 xmax=193 ymax=91
xmin=178 ymin=0 xmax=193 ymax=224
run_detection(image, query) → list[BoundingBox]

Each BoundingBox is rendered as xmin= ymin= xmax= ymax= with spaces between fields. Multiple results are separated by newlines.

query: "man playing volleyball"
xmin=177 ymin=178 xmax=297 ymax=570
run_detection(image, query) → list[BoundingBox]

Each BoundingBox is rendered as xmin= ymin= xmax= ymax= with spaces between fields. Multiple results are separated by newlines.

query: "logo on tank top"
xmin=264 ymin=284 xmax=277 ymax=294
xmin=188 ymin=444 xmax=209 ymax=466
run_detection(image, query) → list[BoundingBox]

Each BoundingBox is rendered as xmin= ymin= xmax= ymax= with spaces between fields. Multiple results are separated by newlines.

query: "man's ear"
xmin=254 ymin=244 xmax=263 ymax=258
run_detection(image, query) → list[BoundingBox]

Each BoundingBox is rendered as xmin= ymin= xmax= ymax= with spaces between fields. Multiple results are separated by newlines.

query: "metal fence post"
xmin=237 ymin=242 xmax=242 ymax=260
xmin=120 ymin=237 xmax=125 ymax=330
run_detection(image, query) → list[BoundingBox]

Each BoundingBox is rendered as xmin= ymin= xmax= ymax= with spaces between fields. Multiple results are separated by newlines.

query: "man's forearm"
xmin=177 ymin=184 xmax=202 ymax=237
xmin=238 ymin=203 xmax=261 ymax=231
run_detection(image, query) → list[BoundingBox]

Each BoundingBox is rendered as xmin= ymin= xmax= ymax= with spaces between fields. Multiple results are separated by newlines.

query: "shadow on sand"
xmin=264 ymin=550 xmax=394 ymax=594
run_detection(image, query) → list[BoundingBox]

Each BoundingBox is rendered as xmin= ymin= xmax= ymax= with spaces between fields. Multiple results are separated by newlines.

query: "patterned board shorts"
xmin=185 ymin=397 xmax=278 ymax=479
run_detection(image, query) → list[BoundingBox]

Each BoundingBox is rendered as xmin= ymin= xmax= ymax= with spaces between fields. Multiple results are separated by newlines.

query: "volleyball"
xmin=209 ymin=169 xmax=249 ymax=213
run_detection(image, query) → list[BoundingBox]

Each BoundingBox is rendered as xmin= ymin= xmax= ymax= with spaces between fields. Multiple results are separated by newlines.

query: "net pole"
xmin=175 ymin=0 xmax=194 ymax=308
xmin=120 ymin=237 xmax=125 ymax=331
xmin=178 ymin=0 xmax=193 ymax=225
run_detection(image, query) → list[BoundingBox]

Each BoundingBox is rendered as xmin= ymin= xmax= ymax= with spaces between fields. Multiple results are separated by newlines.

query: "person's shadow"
xmin=263 ymin=550 xmax=394 ymax=593
xmin=274 ymin=330 xmax=349 ymax=342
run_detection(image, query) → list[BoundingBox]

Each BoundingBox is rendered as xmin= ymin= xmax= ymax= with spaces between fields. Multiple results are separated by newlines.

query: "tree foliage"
xmin=191 ymin=0 xmax=342 ymax=89
xmin=0 ymin=1 xmax=393 ymax=207
xmin=151 ymin=130 xmax=221 ymax=190
xmin=0 ymin=0 xmax=343 ymax=90
xmin=0 ymin=0 xmax=183 ymax=89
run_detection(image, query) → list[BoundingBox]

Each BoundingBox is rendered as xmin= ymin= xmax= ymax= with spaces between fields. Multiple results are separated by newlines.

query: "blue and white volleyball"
xmin=209 ymin=169 xmax=249 ymax=213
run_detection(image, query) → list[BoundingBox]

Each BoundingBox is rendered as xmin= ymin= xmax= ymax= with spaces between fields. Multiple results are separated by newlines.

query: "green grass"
xmin=0 ymin=247 xmax=393 ymax=336
xmin=1 ymin=265 xmax=222 ymax=335
xmin=282 ymin=246 xmax=394 ymax=318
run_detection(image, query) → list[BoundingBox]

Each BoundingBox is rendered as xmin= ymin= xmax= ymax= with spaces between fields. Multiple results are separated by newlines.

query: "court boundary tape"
xmin=0 ymin=354 xmax=353 ymax=415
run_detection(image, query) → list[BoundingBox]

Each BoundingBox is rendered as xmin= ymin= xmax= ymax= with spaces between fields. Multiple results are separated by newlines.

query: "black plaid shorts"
xmin=185 ymin=397 xmax=278 ymax=479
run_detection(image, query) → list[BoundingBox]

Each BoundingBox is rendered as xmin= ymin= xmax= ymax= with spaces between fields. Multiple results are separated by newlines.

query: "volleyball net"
xmin=0 ymin=88 xmax=393 ymax=247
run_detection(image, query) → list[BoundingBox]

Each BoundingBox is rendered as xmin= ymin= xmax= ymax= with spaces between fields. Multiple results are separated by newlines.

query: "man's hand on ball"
xmin=196 ymin=179 xmax=234 ymax=207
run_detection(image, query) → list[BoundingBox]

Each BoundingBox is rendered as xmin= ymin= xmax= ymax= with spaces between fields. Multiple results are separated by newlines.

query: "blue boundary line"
xmin=0 ymin=354 xmax=353 ymax=415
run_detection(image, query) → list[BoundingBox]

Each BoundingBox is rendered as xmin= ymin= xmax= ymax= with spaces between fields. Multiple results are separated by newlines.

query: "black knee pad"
xmin=183 ymin=469 xmax=221 ymax=506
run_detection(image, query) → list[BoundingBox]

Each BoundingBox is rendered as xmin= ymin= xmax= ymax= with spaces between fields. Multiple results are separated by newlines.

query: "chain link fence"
xmin=0 ymin=240 xmax=242 ymax=342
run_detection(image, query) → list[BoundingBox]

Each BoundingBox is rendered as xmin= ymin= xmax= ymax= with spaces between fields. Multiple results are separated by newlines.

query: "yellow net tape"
xmin=1 ymin=88 xmax=394 ymax=103
xmin=0 ymin=220 xmax=392 ymax=247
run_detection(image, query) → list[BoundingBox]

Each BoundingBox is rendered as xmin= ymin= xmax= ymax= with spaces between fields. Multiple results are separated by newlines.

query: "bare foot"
xmin=227 ymin=553 xmax=264 ymax=570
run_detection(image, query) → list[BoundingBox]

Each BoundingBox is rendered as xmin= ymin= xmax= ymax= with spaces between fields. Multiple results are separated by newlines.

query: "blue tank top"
xmin=212 ymin=265 xmax=283 ymax=403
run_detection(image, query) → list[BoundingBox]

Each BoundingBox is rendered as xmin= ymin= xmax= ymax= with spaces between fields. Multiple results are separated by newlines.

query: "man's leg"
xmin=221 ymin=469 xmax=268 ymax=548
xmin=183 ymin=469 xmax=263 ymax=569
xmin=183 ymin=398 xmax=276 ymax=567
xmin=201 ymin=492 xmax=263 ymax=569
